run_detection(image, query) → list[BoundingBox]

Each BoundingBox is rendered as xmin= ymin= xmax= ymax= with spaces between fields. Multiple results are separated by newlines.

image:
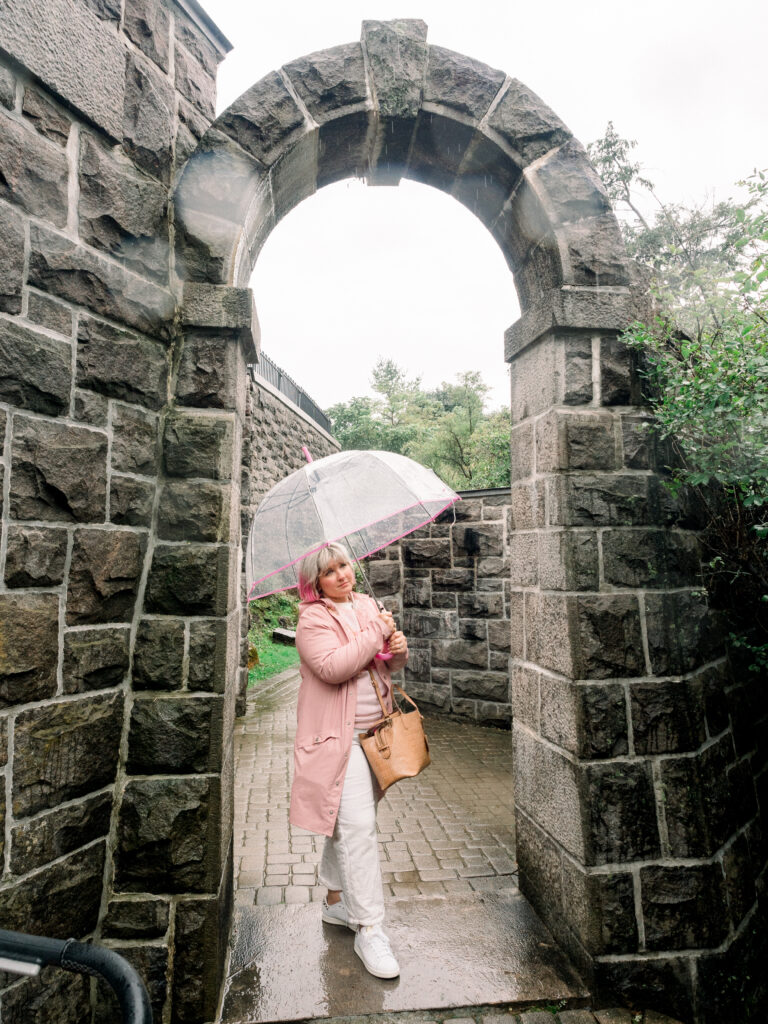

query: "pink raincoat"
xmin=288 ymin=592 xmax=408 ymax=836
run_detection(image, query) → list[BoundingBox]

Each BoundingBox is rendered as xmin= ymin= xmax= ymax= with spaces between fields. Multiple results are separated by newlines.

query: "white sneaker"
xmin=354 ymin=924 xmax=400 ymax=979
xmin=321 ymin=895 xmax=355 ymax=931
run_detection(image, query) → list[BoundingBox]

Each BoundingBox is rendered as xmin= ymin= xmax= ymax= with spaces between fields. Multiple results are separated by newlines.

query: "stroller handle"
xmin=0 ymin=928 xmax=152 ymax=1024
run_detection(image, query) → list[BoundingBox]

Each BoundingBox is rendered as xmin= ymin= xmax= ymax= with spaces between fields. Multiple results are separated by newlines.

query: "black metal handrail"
xmin=249 ymin=353 xmax=332 ymax=434
xmin=0 ymin=929 xmax=152 ymax=1024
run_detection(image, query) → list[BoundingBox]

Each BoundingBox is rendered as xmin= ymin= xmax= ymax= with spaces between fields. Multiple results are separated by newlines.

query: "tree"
xmin=328 ymin=359 xmax=427 ymax=454
xmin=326 ymin=395 xmax=384 ymax=451
xmin=589 ymin=124 xmax=768 ymax=668
xmin=588 ymin=122 xmax=751 ymax=339
xmin=410 ymin=372 xmax=497 ymax=487
xmin=587 ymin=121 xmax=654 ymax=229
xmin=370 ymin=358 xmax=423 ymax=427
xmin=327 ymin=362 xmax=510 ymax=490
xmin=467 ymin=410 xmax=512 ymax=488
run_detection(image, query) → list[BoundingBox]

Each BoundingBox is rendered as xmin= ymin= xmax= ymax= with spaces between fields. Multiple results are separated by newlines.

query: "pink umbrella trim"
xmin=247 ymin=494 xmax=461 ymax=601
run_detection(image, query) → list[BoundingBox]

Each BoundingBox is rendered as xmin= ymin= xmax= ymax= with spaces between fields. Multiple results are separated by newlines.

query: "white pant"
xmin=318 ymin=735 xmax=385 ymax=927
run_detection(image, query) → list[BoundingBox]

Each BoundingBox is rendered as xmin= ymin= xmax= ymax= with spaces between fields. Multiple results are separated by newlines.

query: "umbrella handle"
xmin=375 ymin=639 xmax=393 ymax=661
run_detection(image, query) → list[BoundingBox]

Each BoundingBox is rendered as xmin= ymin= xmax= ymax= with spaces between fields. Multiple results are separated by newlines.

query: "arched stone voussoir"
xmin=416 ymin=51 xmax=573 ymax=240
xmin=527 ymin=138 xmax=615 ymax=225
xmin=424 ymin=45 xmax=507 ymax=122
xmin=282 ymin=42 xmax=370 ymax=125
xmin=175 ymin=131 xmax=270 ymax=284
xmin=560 ymin=210 xmax=632 ymax=288
xmin=216 ymin=69 xmax=311 ymax=169
xmin=362 ymin=19 xmax=428 ymax=120
xmin=509 ymin=239 xmax=566 ymax=311
xmin=233 ymin=104 xmax=378 ymax=280
xmin=278 ymin=43 xmax=374 ymax=206
xmin=406 ymin=109 xmax=480 ymax=198
xmin=485 ymin=77 xmax=572 ymax=168
xmin=485 ymin=173 xmax=563 ymax=283
xmin=446 ymin=128 xmax=525 ymax=234
xmin=407 ymin=45 xmax=512 ymax=215
xmin=361 ymin=18 xmax=428 ymax=185
xmin=522 ymin=140 xmax=633 ymax=289
xmin=235 ymin=131 xmax=320 ymax=284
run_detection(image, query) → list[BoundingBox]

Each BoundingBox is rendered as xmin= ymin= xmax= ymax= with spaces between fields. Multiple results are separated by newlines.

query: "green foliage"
xmin=247 ymin=592 xmax=300 ymax=685
xmin=589 ymin=122 xmax=768 ymax=663
xmin=325 ymin=395 xmax=384 ymax=451
xmin=467 ymin=410 xmax=513 ymax=488
xmin=370 ymin=358 xmax=423 ymax=427
xmin=618 ymin=167 xmax=768 ymax=523
xmin=625 ymin=315 xmax=768 ymax=504
xmin=408 ymin=371 xmax=490 ymax=486
xmin=587 ymin=121 xmax=654 ymax=226
xmin=328 ymin=361 xmax=510 ymax=490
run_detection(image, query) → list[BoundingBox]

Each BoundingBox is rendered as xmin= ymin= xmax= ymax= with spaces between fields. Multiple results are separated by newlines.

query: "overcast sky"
xmin=198 ymin=0 xmax=767 ymax=413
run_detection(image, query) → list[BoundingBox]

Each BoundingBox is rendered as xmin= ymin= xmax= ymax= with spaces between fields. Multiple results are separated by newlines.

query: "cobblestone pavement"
xmin=233 ymin=669 xmax=517 ymax=907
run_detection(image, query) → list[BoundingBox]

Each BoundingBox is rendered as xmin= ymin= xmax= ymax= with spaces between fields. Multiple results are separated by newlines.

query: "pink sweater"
xmin=334 ymin=601 xmax=390 ymax=728
xmin=289 ymin=592 xmax=408 ymax=836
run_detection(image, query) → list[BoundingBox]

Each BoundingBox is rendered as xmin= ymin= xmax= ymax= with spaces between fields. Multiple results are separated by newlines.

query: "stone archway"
xmin=112 ymin=19 xmax=746 ymax=1024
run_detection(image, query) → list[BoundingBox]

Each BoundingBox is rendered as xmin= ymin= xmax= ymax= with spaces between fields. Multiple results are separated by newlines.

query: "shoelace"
xmin=359 ymin=927 xmax=392 ymax=957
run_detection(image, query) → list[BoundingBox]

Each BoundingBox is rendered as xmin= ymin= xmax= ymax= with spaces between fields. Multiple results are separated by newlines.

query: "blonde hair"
xmin=298 ymin=542 xmax=354 ymax=601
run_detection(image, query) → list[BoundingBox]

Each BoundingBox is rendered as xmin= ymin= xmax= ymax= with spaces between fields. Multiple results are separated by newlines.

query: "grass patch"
xmin=249 ymin=640 xmax=299 ymax=683
xmin=247 ymin=592 xmax=300 ymax=687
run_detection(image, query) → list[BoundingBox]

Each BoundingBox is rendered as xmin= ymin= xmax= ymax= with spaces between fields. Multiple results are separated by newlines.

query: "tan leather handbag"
xmin=360 ymin=668 xmax=431 ymax=792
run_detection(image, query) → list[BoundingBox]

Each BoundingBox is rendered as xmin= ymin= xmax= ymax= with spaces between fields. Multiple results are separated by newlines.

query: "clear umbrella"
xmin=246 ymin=448 xmax=460 ymax=601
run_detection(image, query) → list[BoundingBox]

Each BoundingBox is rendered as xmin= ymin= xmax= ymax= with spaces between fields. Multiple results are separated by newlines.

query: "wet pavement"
xmin=221 ymin=893 xmax=587 ymax=1021
xmin=230 ymin=669 xmax=519 ymax=905
xmin=219 ymin=669 xmax=589 ymax=1023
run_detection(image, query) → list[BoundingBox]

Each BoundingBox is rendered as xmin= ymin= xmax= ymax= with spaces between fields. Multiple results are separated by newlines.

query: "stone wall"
xmin=369 ymin=491 xmax=514 ymax=728
xmin=0 ymin=1 xmax=233 ymax=1021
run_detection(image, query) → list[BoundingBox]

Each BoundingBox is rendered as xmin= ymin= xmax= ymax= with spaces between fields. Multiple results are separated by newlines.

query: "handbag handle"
xmin=366 ymin=668 xmax=422 ymax=721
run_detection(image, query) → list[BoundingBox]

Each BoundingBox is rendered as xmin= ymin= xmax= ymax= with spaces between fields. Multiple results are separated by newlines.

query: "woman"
xmin=289 ymin=542 xmax=409 ymax=979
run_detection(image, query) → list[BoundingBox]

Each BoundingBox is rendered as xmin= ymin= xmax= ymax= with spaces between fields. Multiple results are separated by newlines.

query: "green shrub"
xmin=618 ymin=169 xmax=768 ymax=667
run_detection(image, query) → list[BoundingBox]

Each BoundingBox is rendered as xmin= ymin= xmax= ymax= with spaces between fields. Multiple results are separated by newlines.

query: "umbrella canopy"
xmin=246 ymin=449 xmax=459 ymax=600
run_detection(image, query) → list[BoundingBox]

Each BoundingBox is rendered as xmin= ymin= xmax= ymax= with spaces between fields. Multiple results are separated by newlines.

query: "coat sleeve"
xmin=296 ymin=605 xmax=390 ymax=685
xmin=388 ymin=649 xmax=409 ymax=673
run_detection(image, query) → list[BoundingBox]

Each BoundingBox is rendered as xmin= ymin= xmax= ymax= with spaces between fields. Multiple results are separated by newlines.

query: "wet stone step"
xmin=219 ymin=891 xmax=588 ymax=1023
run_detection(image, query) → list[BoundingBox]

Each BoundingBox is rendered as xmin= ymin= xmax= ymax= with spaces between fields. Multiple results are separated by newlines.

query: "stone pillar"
xmin=105 ymin=283 xmax=253 ymax=1023
xmin=507 ymin=319 xmax=762 ymax=1021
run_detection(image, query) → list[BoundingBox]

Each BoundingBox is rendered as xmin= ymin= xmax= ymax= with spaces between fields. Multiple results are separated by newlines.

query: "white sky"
xmin=198 ymin=0 xmax=768 ymax=413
